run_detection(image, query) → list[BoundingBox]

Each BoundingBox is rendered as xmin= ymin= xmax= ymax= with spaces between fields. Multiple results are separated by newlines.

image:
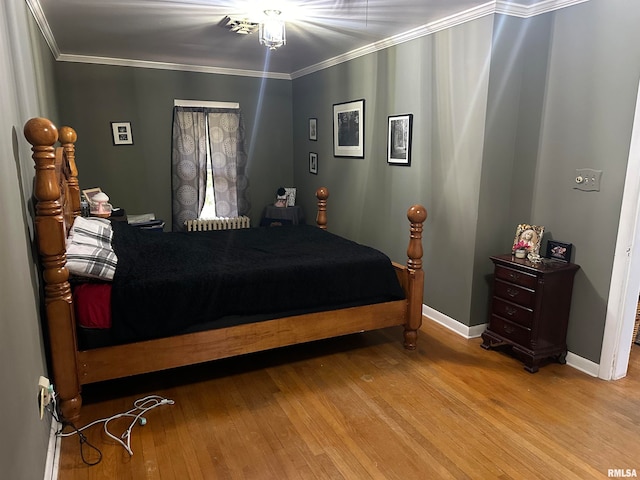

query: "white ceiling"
xmin=28 ymin=0 xmax=586 ymax=79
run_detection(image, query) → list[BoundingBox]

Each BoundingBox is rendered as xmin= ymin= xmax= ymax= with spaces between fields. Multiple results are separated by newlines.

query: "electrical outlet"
xmin=38 ymin=376 xmax=53 ymax=419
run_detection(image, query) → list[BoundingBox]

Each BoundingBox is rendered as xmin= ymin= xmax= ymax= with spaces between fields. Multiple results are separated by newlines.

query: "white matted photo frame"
xmin=111 ymin=121 xmax=133 ymax=145
xmin=309 ymin=152 xmax=318 ymax=175
xmin=512 ymin=223 xmax=545 ymax=256
xmin=309 ymin=118 xmax=317 ymax=141
xmin=387 ymin=114 xmax=413 ymax=166
xmin=333 ymin=99 xmax=364 ymax=158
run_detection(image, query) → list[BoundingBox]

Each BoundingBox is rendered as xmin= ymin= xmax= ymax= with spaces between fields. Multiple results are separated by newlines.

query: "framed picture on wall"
xmin=333 ymin=99 xmax=364 ymax=158
xmin=309 ymin=118 xmax=317 ymax=141
xmin=111 ymin=121 xmax=133 ymax=145
xmin=309 ymin=152 xmax=318 ymax=174
xmin=387 ymin=114 xmax=413 ymax=166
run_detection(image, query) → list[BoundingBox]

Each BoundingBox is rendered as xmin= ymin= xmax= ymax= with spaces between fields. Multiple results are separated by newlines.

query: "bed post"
xmin=404 ymin=204 xmax=427 ymax=350
xmin=315 ymin=187 xmax=329 ymax=229
xmin=24 ymin=118 xmax=82 ymax=421
xmin=59 ymin=126 xmax=81 ymax=221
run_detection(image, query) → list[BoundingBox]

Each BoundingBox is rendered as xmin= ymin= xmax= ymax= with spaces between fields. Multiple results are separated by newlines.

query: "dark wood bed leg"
xmin=315 ymin=187 xmax=329 ymax=229
xmin=24 ymin=118 xmax=82 ymax=421
xmin=403 ymin=204 xmax=427 ymax=350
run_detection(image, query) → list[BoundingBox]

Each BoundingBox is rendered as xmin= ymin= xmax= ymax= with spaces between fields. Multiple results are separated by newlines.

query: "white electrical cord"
xmin=58 ymin=395 xmax=174 ymax=456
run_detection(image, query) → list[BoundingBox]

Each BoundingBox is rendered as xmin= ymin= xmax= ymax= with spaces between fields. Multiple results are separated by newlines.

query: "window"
xmin=171 ymin=100 xmax=250 ymax=231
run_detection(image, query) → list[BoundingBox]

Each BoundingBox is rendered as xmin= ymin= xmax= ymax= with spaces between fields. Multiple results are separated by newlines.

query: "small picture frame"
xmin=285 ymin=188 xmax=296 ymax=207
xmin=512 ymin=223 xmax=545 ymax=256
xmin=309 ymin=152 xmax=318 ymax=175
xmin=82 ymin=187 xmax=102 ymax=204
xmin=546 ymin=241 xmax=573 ymax=262
xmin=111 ymin=121 xmax=133 ymax=145
xmin=333 ymin=99 xmax=365 ymax=158
xmin=309 ymin=118 xmax=317 ymax=141
xmin=387 ymin=114 xmax=413 ymax=166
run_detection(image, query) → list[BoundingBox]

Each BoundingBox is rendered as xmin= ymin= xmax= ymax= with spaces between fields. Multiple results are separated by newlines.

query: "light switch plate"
xmin=574 ymin=168 xmax=602 ymax=191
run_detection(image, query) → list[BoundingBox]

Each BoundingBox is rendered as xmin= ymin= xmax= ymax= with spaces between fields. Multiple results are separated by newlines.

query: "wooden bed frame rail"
xmin=24 ymin=117 xmax=427 ymax=421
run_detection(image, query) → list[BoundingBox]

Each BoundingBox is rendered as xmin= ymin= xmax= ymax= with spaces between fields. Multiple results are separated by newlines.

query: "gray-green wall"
xmin=292 ymin=0 xmax=640 ymax=363
xmin=1 ymin=1 xmax=60 ymax=478
xmin=292 ymin=17 xmax=494 ymax=330
xmin=55 ymin=64 xmax=294 ymax=227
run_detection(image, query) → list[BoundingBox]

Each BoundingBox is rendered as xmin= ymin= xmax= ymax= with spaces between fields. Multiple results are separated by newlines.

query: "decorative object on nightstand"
xmin=512 ymin=223 xmax=544 ymax=257
xmin=89 ymin=192 xmax=112 ymax=218
xmin=481 ymin=254 xmax=580 ymax=373
xmin=274 ymin=187 xmax=288 ymax=207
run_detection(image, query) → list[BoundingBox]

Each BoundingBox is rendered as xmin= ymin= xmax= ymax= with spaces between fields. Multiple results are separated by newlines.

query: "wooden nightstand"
xmin=481 ymin=254 xmax=580 ymax=372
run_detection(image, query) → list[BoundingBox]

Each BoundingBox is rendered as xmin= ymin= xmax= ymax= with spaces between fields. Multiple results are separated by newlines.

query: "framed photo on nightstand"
xmin=546 ymin=241 xmax=572 ymax=262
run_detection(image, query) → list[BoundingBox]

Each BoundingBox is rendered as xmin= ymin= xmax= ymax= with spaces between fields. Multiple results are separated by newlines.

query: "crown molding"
xmin=56 ymin=54 xmax=292 ymax=80
xmin=25 ymin=0 xmax=60 ymax=58
xmin=291 ymin=2 xmax=496 ymax=79
xmin=495 ymin=0 xmax=590 ymax=18
xmin=291 ymin=0 xmax=590 ymax=78
xmin=29 ymin=0 xmax=590 ymax=80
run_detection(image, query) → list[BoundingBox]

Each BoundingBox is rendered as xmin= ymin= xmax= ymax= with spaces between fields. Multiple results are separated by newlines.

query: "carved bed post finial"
xmin=59 ymin=126 xmax=81 ymax=221
xmin=24 ymin=117 xmax=82 ymax=421
xmin=315 ymin=187 xmax=329 ymax=229
xmin=404 ymin=204 xmax=427 ymax=350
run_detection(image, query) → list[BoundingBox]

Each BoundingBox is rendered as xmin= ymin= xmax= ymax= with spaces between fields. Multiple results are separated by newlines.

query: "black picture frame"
xmin=309 ymin=118 xmax=317 ymax=141
xmin=309 ymin=152 xmax=318 ymax=174
xmin=111 ymin=121 xmax=133 ymax=145
xmin=546 ymin=240 xmax=572 ymax=262
xmin=333 ymin=99 xmax=365 ymax=158
xmin=387 ymin=114 xmax=413 ymax=166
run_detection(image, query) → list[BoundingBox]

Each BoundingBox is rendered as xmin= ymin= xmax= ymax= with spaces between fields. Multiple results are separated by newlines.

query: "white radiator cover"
xmin=185 ymin=217 xmax=251 ymax=231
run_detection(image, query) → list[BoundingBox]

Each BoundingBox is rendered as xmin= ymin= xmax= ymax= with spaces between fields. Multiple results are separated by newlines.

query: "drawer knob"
xmin=504 ymin=306 xmax=517 ymax=316
xmin=503 ymin=325 xmax=515 ymax=334
xmin=506 ymin=288 xmax=519 ymax=298
xmin=508 ymin=272 xmax=520 ymax=280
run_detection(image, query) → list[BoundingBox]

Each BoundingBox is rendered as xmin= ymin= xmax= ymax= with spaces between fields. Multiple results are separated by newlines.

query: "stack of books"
xmin=128 ymin=214 xmax=165 ymax=231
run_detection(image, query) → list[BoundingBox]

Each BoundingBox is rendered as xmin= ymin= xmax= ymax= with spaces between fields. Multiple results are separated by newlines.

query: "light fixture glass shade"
xmin=259 ymin=10 xmax=286 ymax=50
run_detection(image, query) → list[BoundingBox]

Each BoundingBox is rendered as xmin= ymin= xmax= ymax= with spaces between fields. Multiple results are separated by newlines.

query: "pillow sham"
xmin=68 ymin=216 xmax=113 ymax=248
xmin=66 ymin=242 xmax=118 ymax=281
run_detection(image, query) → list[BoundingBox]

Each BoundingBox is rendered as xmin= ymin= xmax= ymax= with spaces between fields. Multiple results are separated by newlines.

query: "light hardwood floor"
xmin=57 ymin=320 xmax=640 ymax=479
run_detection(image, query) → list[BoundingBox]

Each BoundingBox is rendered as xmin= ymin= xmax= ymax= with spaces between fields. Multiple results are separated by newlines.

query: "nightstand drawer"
xmin=493 ymin=279 xmax=535 ymax=308
xmin=492 ymin=297 xmax=533 ymax=327
xmin=495 ymin=265 xmax=537 ymax=289
xmin=490 ymin=315 xmax=531 ymax=346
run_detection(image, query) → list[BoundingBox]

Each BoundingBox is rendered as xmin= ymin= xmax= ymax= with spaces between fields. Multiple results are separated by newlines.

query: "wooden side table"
xmin=481 ymin=254 xmax=580 ymax=372
xmin=260 ymin=205 xmax=305 ymax=226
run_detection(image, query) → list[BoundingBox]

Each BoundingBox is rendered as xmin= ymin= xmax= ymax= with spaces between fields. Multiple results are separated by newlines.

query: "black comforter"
xmin=110 ymin=223 xmax=405 ymax=343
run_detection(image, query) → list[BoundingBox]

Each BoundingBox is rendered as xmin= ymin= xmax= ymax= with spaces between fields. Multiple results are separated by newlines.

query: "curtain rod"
xmin=174 ymin=99 xmax=240 ymax=109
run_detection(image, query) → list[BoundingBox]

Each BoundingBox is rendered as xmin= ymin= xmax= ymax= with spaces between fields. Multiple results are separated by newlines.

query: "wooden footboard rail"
xmin=24 ymin=117 xmax=426 ymax=422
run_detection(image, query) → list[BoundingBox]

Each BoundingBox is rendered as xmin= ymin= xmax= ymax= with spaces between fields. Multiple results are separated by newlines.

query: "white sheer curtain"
xmin=171 ymin=106 xmax=250 ymax=231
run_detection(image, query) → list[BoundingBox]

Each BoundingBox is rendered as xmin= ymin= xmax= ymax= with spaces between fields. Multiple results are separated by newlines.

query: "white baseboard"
xmin=565 ymin=352 xmax=599 ymax=377
xmin=423 ymin=305 xmax=487 ymax=339
xmin=422 ymin=304 xmax=599 ymax=375
xmin=44 ymin=417 xmax=61 ymax=480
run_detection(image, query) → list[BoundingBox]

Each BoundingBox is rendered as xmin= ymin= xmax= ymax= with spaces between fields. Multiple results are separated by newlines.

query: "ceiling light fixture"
xmin=259 ymin=10 xmax=286 ymax=50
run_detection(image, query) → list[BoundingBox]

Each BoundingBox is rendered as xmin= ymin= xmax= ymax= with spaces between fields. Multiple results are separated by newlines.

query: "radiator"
xmin=185 ymin=216 xmax=251 ymax=232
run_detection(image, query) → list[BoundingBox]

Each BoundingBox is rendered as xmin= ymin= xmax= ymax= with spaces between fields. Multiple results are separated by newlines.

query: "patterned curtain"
xmin=206 ymin=109 xmax=250 ymax=217
xmin=171 ymin=107 xmax=207 ymax=231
